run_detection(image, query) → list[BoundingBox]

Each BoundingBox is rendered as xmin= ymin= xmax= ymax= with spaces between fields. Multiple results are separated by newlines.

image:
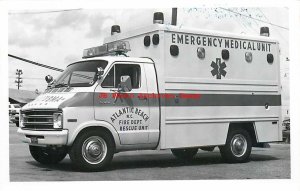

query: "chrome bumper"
xmin=17 ymin=128 xmax=68 ymax=146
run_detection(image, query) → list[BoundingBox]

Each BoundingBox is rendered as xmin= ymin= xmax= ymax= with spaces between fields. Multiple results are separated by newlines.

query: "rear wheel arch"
xmin=218 ymin=123 xmax=255 ymax=163
xmin=219 ymin=122 xmax=259 ymax=163
xmin=227 ymin=122 xmax=258 ymax=146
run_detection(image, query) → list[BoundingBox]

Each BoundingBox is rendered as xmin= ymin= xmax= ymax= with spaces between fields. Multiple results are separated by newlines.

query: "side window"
xmin=101 ymin=64 xmax=141 ymax=89
xmin=101 ymin=66 xmax=115 ymax=88
xmin=115 ymin=64 xmax=141 ymax=89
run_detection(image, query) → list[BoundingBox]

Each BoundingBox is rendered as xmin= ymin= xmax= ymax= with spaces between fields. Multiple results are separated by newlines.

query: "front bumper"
xmin=17 ymin=128 xmax=68 ymax=146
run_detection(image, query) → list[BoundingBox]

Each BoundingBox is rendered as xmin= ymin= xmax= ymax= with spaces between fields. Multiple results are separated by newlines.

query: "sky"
xmin=8 ymin=7 xmax=289 ymax=101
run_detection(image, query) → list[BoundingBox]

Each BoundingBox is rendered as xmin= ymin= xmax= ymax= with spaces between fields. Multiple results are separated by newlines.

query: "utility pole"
xmin=15 ymin=69 xmax=23 ymax=90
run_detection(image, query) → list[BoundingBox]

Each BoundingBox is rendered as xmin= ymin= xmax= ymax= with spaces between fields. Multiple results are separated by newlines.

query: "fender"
xmin=67 ymin=120 xmax=121 ymax=149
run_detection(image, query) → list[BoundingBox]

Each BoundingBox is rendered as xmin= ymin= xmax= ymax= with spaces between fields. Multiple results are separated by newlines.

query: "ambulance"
xmin=17 ymin=12 xmax=282 ymax=171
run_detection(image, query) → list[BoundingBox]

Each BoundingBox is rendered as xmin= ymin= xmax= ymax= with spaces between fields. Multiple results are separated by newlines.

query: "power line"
xmin=9 ymin=76 xmax=44 ymax=80
xmin=235 ymin=12 xmax=258 ymax=34
xmin=9 ymin=54 xmax=92 ymax=81
xmin=9 ymin=8 xmax=82 ymax=15
xmin=257 ymin=8 xmax=289 ymax=48
xmin=218 ymin=7 xmax=289 ymax=30
xmin=8 ymin=54 xmax=64 ymax=72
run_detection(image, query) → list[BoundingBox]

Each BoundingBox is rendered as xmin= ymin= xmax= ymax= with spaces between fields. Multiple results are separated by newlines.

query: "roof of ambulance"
xmin=104 ymin=24 xmax=279 ymax=44
xmin=74 ymin=24 xmax=279 ymax=64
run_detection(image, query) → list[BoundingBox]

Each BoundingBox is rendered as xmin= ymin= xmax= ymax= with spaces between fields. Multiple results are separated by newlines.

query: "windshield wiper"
xmin=54 ymin=83 xmax=69 ymax=88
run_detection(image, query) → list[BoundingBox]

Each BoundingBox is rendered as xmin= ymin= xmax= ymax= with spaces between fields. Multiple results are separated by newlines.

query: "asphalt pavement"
xmin=9 ymin=123 xmax=290 ymax=181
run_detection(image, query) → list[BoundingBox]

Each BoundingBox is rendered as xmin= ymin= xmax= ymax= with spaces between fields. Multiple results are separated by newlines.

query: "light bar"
xmin=82 ymin=41 xmax=131 ymax=58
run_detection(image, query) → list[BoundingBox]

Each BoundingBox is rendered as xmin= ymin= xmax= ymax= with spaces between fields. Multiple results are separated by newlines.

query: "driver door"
xmin=94 ymin=62 xmax=150 ymax=145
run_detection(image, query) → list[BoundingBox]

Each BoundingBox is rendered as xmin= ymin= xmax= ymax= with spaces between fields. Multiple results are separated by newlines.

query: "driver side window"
xmin=101 ymin=64 xmax=141 ymax=89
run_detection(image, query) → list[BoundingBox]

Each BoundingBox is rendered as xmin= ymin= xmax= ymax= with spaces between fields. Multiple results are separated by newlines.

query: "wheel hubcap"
xmin=230 ymin=134 xmax=247 ymax=157
xmin=88 ymin=143 xmax=101 ymax=156
xmin=82 ymin=136 xmax=107 ymax=164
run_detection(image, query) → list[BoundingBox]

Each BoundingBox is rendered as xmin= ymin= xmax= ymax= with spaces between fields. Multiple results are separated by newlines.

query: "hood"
xmin=22 ymin=92 xmax=76 ymax=110
xmin=22 ymin=91 xmax=95 ymax=110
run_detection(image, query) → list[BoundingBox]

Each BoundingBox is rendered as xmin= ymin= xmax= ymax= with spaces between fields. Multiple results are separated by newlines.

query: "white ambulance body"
xmin=17 ymin=15 xmax=282 ymax=171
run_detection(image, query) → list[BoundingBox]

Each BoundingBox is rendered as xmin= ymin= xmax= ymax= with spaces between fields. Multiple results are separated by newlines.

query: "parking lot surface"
xmin=9 ymin=123 xmax=290 ymax=181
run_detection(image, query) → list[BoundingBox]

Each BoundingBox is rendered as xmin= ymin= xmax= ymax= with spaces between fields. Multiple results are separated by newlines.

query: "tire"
xmin=219 ymin=128 xmax=252 ymax=163
xmin=69 ymin=130 xmax=114 ymax=171
xmin=171 ymin=148 xmax=198 ymax=160
xmin=29 ymin=145 xmax=67 ymax=165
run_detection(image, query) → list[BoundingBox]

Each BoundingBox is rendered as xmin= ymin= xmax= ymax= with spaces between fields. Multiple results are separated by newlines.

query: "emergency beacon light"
xmin=82 ymin=41 xmax=131 ymax=58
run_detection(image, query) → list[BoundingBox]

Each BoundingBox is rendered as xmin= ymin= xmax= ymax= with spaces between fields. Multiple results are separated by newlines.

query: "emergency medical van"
xmin=17 ymin=12 xmax=282 ymax=171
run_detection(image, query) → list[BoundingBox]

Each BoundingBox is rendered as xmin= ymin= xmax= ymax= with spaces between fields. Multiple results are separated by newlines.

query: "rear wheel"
xmin=69 ymin=130 xmax=114 ymax=171
xmin=219 ymin=128 xmax=252 ymax=163
xmin=29 ymin=146 xmax=67 ymax=164
xmin=171 ymin=148 xmax=198 ymax=160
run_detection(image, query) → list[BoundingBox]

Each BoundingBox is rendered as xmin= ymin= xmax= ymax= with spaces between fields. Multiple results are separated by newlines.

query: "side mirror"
xmin=120 ymin=75 xmax=132 ymax=92
xmin=97 ymin=67 xmax=105 ymax=79
xmin=45 ymin=75 xmax=53 ymax=84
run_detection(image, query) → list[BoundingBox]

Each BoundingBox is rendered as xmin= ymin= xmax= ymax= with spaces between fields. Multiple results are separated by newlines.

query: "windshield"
xmin=54 ymin=60 xmax=108 ymax=87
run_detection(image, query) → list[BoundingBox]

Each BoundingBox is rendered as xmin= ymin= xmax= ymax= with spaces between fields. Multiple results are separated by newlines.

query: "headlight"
xmin=20 ymin=113 xmax=25 ymax=128
xmin=53 ymin=113 xmax=63 ymax=129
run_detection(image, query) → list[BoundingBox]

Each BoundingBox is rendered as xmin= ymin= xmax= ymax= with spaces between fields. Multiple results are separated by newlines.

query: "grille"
xmin=22 ymin=109 xmax=57 ymax=130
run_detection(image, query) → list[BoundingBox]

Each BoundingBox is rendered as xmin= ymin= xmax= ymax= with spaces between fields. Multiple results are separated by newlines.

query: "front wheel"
xmin=29 ymin=146 xmax=67 ymax=164
xmin=219 ymin=128 xmax=252 ymax=163
xmin=171 ymin=148 xmax=198 ymax=160
xmin=69 ymin=130 xmax=114 ymax=171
